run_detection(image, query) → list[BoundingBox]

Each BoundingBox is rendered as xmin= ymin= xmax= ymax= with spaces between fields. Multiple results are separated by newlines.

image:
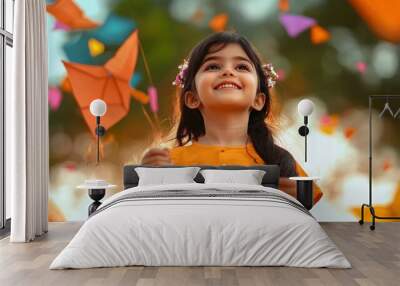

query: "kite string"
xmin=139 ymin=39 xmax=154 ymax=85
xmin=138 ymin=38 xmax=162 ymax=138
xmin=140 ymin=104 xmax=157 ymax=133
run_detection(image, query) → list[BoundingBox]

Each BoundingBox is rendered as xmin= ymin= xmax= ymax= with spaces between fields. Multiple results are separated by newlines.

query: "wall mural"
xmin=47 ymin=0 xmax=400 ymax=221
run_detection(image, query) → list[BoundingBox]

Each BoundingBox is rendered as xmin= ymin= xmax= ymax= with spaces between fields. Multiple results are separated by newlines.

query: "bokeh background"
xmin=46 ymin=0 xmax=400 ymax=221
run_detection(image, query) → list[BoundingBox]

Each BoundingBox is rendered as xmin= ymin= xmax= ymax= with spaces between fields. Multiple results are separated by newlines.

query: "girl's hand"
xmin=141 ymin=148 xmax=172 ymax=166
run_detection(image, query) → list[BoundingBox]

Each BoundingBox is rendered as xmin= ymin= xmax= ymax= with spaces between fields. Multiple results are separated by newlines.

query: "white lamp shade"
xmin=297 ymin=99 xmax=315 ymax=116
xmin=89 ymin=99 xmax=107 ymax=117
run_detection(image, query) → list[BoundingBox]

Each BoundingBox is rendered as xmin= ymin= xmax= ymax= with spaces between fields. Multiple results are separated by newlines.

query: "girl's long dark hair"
xmin=175 ymin=32 xmax=284 ymax=165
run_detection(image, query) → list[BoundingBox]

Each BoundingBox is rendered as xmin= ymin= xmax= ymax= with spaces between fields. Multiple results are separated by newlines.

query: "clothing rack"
xmin=359 ymin=95 xmax=400 ymax=230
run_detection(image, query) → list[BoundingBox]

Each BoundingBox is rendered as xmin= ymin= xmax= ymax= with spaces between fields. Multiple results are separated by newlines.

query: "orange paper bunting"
xmin=209 ymin=13 xmax=228 ymax=32
xmin=310 ymin=25 xmax=330 ymax=44
xmin=349 ymin=0 xmax=400 ymax=43
xmin=64 ymin=31 xmax=139 ymax=136
xmin=130 ymin=88 xmax=149 ymax=104
xmin=46 ymin=0 xmax=99 ymax=30
xmin=279 ymin=0 xmax=290 ymax=12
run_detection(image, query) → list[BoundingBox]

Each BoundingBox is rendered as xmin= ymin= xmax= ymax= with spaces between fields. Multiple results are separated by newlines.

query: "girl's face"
xmin=190 ymin=43 xmax=262 ymax=112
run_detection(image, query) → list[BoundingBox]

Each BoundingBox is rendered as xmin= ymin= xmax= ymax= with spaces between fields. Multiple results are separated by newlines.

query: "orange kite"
xmin=349 ymin=0 xmax=400 ymax=43
xmin=47 ymin=0 xmax=99 ymax=30
xmin=64 ymin=31 xmax=139 ymax=136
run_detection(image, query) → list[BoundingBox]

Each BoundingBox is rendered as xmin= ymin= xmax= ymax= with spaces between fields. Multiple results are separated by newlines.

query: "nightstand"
xmin=77 ymin=180 xmax=116 ymax=216
xmin=289 ymin=176 xmax=320 ymax=210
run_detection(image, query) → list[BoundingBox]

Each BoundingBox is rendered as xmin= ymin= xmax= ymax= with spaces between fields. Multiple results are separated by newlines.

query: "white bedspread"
xmin=50 ymin=183 xmax=351 ymax=269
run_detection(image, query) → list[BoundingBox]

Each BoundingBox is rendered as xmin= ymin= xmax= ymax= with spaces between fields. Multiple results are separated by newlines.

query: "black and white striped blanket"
xmin=91 ymin=188 xmax=312 ymax=218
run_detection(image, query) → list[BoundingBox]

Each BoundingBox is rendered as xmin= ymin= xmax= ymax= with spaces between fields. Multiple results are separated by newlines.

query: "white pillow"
xmin=135 ymin=167 xmax=201 ymax=186
xmin=200 ymin=169 xmax=266 ymax=185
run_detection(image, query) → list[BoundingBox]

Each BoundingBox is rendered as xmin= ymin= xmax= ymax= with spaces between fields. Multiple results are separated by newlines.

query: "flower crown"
xmin=172 ymin=59 xmax=189 ymax=88
xmin=262 ymin=63 xmax=279 ymax=89
xmin=172 ymin=59 xmax=279 ymax=89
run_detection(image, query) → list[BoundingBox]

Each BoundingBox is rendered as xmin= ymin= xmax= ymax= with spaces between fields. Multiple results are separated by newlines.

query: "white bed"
xmin=50 ymin=183 xmax=351 ymax=269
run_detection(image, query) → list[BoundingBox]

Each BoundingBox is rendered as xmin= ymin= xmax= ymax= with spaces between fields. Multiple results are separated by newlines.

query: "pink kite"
xmin=279 ymin=13 xmax=316 ymax=38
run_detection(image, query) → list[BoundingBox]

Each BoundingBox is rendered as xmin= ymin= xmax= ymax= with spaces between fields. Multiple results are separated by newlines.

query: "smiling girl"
xmin=141 ymin=32 xmax=322 ymax=205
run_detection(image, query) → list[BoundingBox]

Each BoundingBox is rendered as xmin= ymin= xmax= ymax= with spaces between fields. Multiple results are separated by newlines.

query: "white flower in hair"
xmin=172 ymin=59 xmax=189 ymax=88
xmin=263 ymin=63 xmax=279 ymax=88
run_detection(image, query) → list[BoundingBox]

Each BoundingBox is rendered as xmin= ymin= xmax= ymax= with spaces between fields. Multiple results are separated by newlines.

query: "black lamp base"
xmin=298 ymin=126 xmax=309 ymax=136
xmin=296 ymin=180 xmax=313 ymax=210
xmin=88 ymin=188 xmax=105 ymax=216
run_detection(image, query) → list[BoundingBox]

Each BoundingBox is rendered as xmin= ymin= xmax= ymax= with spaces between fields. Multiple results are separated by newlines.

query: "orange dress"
xmin=170 ymin=141 xmax=323 ymax=204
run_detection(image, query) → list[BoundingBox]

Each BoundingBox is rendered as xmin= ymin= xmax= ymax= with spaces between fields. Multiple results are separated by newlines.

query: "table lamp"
xmin=297 ymin=99 xmax=315 ymax=162
xmin=89 ymin=99 xmax=107 ymax=165
xmin=289 ymin=99 xmax=318 ymax=210
xmin=77 ymin=99 xmax=116 ymax=216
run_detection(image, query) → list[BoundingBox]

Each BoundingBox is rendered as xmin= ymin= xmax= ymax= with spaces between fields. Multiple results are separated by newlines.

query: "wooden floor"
xmin=0 ymin=222 xmax=399 ymax=286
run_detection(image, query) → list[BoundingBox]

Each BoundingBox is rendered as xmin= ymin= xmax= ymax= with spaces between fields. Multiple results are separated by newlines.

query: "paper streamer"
xmin=148 ymin=86 xmax=159 ymax=113
xmin=48 ymin=86 xmax=63 ymax=111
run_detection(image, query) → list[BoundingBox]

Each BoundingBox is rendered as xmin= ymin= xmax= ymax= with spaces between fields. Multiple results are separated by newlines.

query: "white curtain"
xmin=7 ymin=0 xmax=49 ymax=242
